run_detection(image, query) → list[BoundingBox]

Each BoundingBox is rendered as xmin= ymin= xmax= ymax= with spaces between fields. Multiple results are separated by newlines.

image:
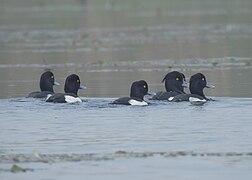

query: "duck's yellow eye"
xmin=202 ymin=78 xmax=205 ymax=81
xmin=77 ymin=79 xmax=80 ymax=83
xmin=143 ymin=85 xmax=147 ymax=88
xmin=176 ymin=77 xmax=180 ymax=81
xmin=51 ymin=76 xmax=54 ymax=79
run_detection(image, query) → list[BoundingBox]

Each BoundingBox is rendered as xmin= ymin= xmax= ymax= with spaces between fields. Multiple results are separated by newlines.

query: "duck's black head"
xmin=189 ymin=73 xmax=215 ymax=98
xmin=64 ymin=74 xmax=84 ymax=95
xmin=162 ymin=71 xmax=188 ymax=93
xmin=130 ymin=80 xmax=150 ymax=100
xmin=40 ymin=71 xmax=58 ymax=92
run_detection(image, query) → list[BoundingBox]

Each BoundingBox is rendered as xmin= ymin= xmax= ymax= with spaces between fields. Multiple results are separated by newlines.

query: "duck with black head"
xmin=113 ymin=80 xmax=155 ymax=106
xmin=171 ymin=73 xmax=215 ymax=103
xmin=46 ymin=74 xmax=86 ymax=103
xmin=151 ymin=71 xmax=188 ymax=100
xmin=27 ymin=71 xmax=60 ymax=98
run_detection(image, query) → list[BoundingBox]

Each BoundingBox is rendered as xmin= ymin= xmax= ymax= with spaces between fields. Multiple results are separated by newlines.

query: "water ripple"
xmin=1 ymin=151 xmax=252 ymax=164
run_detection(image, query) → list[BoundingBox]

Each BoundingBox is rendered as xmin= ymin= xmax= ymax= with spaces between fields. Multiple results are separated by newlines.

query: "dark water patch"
xmin=1 ymin=24 xmax=252 ymax=46
xmin=85 ymin=57 xmax=252 ymax=73
xmin=126 ymin=9 xmax=252 ymax=17
xmin=1 ymin=57 xmax=251 ymax=73
xmin=0 ymin=63 xmax=76 ymax=68
xmin=1 ymin=24 xmax=252 ymax=58
xmin=1 ymin=151 xmax=252 ymax=164
xmin=0 ymin=164 xmax=34 ymax=173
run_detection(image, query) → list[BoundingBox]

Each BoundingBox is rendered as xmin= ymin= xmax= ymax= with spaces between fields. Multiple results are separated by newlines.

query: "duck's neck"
xmin=165 ymin=82 xmax=184 ymax=94
xmin=130 ymin=92 xmax=144 ymax=100
xmin=190 ymin=87 xmax=206 ymax=98
xmin=64 ymin=86 xmax=78 ymax=96
xmin=40 ymin=83 xmax=54 ymax=92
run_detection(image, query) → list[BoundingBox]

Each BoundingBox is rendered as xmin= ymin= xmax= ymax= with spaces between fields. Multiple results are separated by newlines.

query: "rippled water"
xmin=1 ymin=97 xmax=252 ymax=179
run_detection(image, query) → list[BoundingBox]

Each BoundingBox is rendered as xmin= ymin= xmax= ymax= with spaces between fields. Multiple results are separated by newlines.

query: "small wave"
xmin=1 ymin=151 xmax=252 ymax=164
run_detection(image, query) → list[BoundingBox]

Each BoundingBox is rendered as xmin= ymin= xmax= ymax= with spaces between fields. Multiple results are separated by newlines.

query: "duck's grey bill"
xmin=206 ymin=83 xmax=215 ymax=89
xmin=54 ymin=82 xmax=60 ymax=86
xmin=79 ymin=85 xmax=87 ymax=89
xmin=182 ymin=81 xmax=189 ymax=88
xmin=147 ymin=91 xmax=156 ymax=96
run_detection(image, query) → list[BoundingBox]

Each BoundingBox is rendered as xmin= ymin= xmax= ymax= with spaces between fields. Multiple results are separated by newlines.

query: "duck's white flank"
xmin=128 ymin=99 xmax=148 ymax=106
xmin=168 ymin=97 xmax=174 ymax=101
xmin=65 ymin=95 xmax=82 ymax=103
xmin=189 ymin=97 xmax=206 ymax=102
xmin=46 ymin=94 xmax=52 ymax=100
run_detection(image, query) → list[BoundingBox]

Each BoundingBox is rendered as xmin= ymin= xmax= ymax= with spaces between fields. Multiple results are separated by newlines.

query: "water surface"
xmin=1 ymin=97 xmax=252 ymax=179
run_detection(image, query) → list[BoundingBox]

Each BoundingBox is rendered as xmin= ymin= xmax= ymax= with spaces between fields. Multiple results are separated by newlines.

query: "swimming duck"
xmin=113 ymin=80 xmax=155 ymax=106
xmin=27 ymin=71 xmax=59 ymax=98
xmin=171 ymin=73 xmax=215 ymax=102
xmin=46 ymin=74 xmax=86 ymax=103
xmin=151 ymin=71 xmax=188 ymax=100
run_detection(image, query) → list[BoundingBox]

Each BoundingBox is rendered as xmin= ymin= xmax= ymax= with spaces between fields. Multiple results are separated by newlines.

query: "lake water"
xmin=1 ymin=0 xmax=252 ymax=179
xmin=0 ymin=97 xmax=252 ymax=179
